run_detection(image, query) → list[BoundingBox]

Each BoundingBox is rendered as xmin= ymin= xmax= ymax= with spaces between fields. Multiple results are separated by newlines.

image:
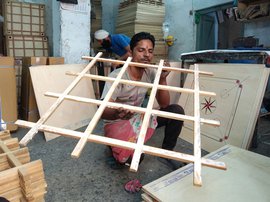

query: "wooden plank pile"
xmin=116 ymin=0 xmax=168 ymax=62
xmin=0 ymin=130 xmax=47 ymax=201
xmin=141 ymin=145 xmax=270 ymax=202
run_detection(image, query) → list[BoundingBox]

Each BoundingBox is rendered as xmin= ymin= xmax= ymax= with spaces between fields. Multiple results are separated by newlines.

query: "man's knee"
xmin=168 ymin=104 xmax=185 ymax=115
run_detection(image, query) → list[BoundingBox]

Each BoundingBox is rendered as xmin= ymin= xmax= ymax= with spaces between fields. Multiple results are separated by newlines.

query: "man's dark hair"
xmin=130 ymin=32 xmax=155 ymax=51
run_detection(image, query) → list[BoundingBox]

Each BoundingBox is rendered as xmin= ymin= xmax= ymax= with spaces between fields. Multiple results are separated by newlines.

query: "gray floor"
xmin=11 ymin=116 xmax=270 ymax=202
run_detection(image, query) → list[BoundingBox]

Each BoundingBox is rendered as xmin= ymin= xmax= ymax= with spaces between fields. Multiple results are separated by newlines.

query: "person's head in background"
xmin=94 ymin=29 xmax=111 ymax=49
xmin=130 ymin=32 xmax=155 ymax=64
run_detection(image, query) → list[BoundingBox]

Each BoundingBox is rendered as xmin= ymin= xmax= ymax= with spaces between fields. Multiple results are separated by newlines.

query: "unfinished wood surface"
xmin=130 ymin=60 xmax=164 ymax=171
xmin=0 ymin=57 xmax=18 ymax=131
xmin=0 ymin=130 xmax=46 ymax=201
xmin=29 ymin=64 xmax=97 ymax=142
xmin=179 ymin=64 xmax=270 ymax=152
xmin=82 ymin=56 xmax=214 ymax=76
xmin=193 ymin=64 xmax=202 ymax=186
xmin=45 ymin=92 xmax=220 ymax=127
xmin=16 ymin=119 xmax=226 ymax=170
xmin=142 ymin=145 xmax=270 ymax=202
xmin=19 ymin=52 xmax=102 ymax=146
xmin=0 ymin=160 xmax=47 ymax=201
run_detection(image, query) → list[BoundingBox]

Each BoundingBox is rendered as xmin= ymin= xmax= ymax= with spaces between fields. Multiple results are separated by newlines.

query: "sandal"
xmin=124 ymin=179 xmax=142 ymax=194
xmin=106 ymin=156 xmax=125 ymax=170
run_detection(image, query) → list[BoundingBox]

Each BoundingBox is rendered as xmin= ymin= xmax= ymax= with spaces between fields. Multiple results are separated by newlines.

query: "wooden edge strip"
xmin=19 ymin=52 xmax=103 ymax=146
xmin=82 ymin=55 xmax=213 ymax=76
xmin=15 ymin=119 xmax=227 ymax=170
xmin=71 ymin=57 xmax=132 ymax=158
xmin=66 ymin=71 xmax=216 ymax=97
xmin=44 ymin=92 xmax=221 ymax=127
xmin=193 ymin=64 xmax=202 ymax=186
xmin=130 ymin=60 xmax=164 ymax=172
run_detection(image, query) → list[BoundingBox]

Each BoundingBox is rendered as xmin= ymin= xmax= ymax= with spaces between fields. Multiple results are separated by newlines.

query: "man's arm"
xmin=156 ymin=75 xmax=170 ymax=108
xmin=119 ymin=45 xmax=131 ymax=61
xmin=156 ymin=62 xmax=171 ymax=108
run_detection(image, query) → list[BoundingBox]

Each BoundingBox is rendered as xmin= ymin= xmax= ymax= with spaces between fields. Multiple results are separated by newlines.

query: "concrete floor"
xmin=11 ymin=116 xmax=270 ymax=202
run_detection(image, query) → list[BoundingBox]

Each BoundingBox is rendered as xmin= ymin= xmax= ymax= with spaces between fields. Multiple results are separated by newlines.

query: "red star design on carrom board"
xmin=201 ymin=97 xmax=216 ymax=114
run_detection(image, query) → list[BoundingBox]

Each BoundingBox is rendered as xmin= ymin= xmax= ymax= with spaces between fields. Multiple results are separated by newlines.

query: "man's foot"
xmin=158 ymin=157 xmax=187 ymax=170
xmin=106 ymin=156 xmax=125 ymax=170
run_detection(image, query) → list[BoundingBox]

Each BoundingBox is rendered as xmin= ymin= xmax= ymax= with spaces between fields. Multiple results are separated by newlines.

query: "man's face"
xmin=131 ymin=39 xmax=154 ymax=64
xmin=97 ymin=37 xmax=111 ymax=49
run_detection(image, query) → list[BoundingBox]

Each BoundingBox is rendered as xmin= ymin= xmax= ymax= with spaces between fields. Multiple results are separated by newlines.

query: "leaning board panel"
xmin=6 ymin=35 xmax=49 ymax=57
xmin=3 ymin=0 xmax=45 ymax=36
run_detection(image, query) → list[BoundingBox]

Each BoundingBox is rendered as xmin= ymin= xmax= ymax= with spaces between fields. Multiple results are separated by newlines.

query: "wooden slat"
xmin=45 ymin=92 xmax=220 ymax=127
xmin=16 ymin=120 xmax=227 ymax=170
xmin=66 ymin=71 xmax=217 ymax=96
xmin=0 ymin=142 xmax=22 ymax=167
xmin=130 ymin=60 xmax=164 ymax=171
xmin=193 ymin=64 xmax=202 ymax=186
xmin=82 ymin=56 xmax=214 ymax=76
xmin=0 ymin=130 xmax=11 ymax=140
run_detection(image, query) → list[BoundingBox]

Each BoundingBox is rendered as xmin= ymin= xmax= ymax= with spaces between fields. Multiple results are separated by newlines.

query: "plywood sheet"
xmin=29 ymin=64 xmax=97 ymax=141
xmin=0 ymin=57 xmax=18 ymax=131
xmin=178 ymin=64 xmax=270 ymax=152
xmin=142 ymin=145 xmax=270 ymax=202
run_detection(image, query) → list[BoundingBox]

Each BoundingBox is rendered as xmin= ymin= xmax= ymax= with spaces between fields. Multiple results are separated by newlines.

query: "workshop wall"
xmin=244 ymin=21 xmax=270 ymax=47
xmin=59 ymin=0 xmax=91 ymax=64
xmin=164 ymin=0 xmax=232 ymax=61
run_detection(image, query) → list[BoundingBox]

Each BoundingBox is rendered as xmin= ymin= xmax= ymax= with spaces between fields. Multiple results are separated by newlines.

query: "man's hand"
xmin=115 ymin=107 xmax=134 ymax=120
xmin=160 ymin=61 xmax=171 ymax=80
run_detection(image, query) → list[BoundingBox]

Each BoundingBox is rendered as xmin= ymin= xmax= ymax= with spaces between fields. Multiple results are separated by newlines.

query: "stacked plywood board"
xmin=0 ymin=57 xmax=18 ymax=131
xmin=142 ymin=145 xmax=270 ymax=202
xmin=116 ymin=0 xmax=167 ymax=62
xmin=2 ymin=0 xmax=49 ymax=112
xmin=0 ymin=130 xmax=47 ymax=201
xmin=29 ymin=64 xmax=97 ymax=141
xmin=20 ymin=57 xmax=65 ymax=122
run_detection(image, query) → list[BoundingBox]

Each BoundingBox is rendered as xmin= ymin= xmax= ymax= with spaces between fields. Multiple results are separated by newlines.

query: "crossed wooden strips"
xmin=16 ymin=52 xmax=227 ymax=186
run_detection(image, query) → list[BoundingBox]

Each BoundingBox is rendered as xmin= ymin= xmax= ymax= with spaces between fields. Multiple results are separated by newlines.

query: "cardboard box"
xmin=47 ymin=57 xmax=65 ymax=65
xmin=0 ymin=22 xmax=4 ymax=56
xmin=0 ymin=57 xmax=18 ymax=131
xmin=20 ymin=57 xmax=47 ymax=121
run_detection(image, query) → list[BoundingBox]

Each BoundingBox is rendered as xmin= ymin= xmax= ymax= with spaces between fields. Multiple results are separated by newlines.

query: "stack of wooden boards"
xmin=20 ymin=56 xmax=65 ymax=122
xmin=0 ymin=130 xmax=47 ymax=201
xmin=141 ymin=145 xmax=270 ymax=202
xmin=1 ymin=0 xmax=50 ymax=109
xmin=115 ymin=0 xmax=167 ymax=62
xmin=0 ymin=57 xmax=18 ymax=132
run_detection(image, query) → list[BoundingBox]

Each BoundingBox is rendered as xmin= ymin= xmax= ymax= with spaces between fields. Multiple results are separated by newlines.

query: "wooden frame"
xmin=16 ymin=53 xmax=226 ymax=186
